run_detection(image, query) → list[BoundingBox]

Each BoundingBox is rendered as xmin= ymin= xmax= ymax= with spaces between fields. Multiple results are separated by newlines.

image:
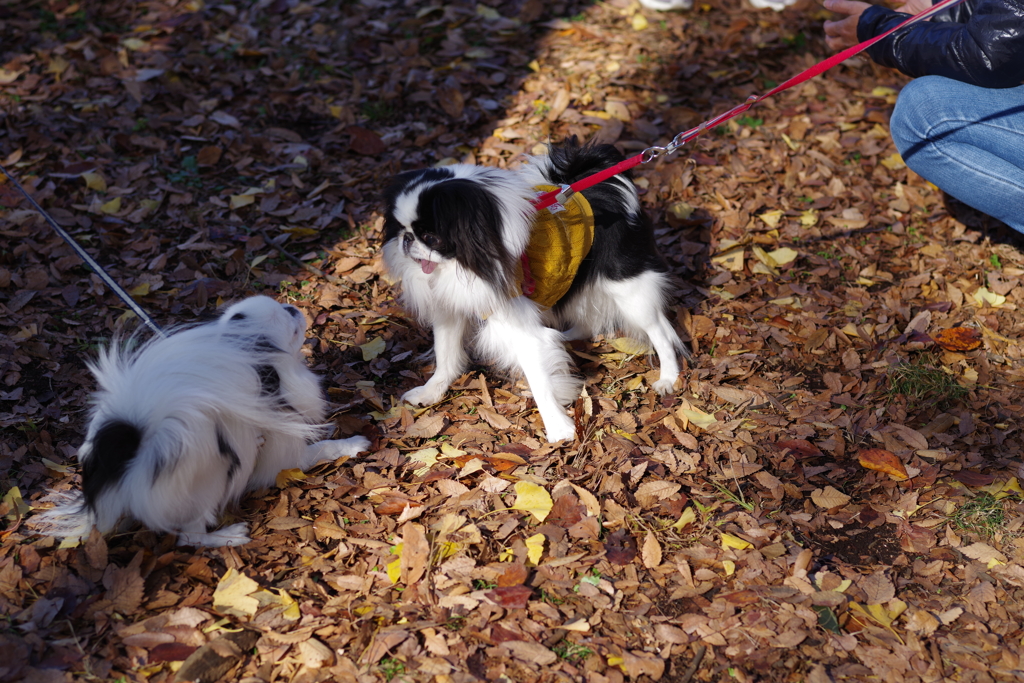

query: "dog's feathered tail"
xmin=29 ymin=491 xmax=96 ymax=542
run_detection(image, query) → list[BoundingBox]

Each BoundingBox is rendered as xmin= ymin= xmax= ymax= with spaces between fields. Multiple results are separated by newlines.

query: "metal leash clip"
xmin=549 ymin=183 xmax=573 ymax=213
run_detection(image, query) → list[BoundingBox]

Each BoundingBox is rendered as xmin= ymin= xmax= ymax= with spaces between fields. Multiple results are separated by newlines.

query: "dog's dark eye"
xmin=422 ymin=233 xmax=442 ymax=250
xmin=285 ymin=306 xmax=301 ymax=318
xmin=230 ymin=312 xmax=246 ymax=321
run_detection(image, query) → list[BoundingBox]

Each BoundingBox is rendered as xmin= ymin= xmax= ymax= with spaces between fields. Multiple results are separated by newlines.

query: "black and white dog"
xmin=383 ymin=137 xmax=687 ymax=442
xmin=31 ymin=296 xmax=370 ymax=547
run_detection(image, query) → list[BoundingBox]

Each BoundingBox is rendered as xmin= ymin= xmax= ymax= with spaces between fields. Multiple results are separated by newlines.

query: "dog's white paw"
xmin=320 ymin=436 xmax=372 ymax=459
xmin=543 ymin=415 xmax=577 ymax=443
xmin=402 ymin=384 xmax=445 ymax=406
xmin=653 ymin=377 xmax=678 ymax=396
xmin=177 ymin=522 xmax=251 ymax=547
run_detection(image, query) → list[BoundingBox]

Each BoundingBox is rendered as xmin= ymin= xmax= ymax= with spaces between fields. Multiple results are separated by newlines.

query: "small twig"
xmin=678 ymin=644 xmax=706 ymax=683
xmin=258 ymin=227 xmax=356 ymax=293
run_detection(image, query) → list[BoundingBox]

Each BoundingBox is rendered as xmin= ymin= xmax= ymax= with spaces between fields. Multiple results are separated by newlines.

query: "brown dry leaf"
xmin=859 ymin=571 xmax=896 ymax=604
xmin=400 ymin=522 xmax=429 ymax=585
xmin=858 ymin=448 xmax=909 ymax=480
xmin=777 ymin=439 xmax=824 ymax=459
xmin=406 ymin=414 xmax=446 ymax=439
xmin=810 ymin=486 xmax=851 ymax=509
xmin=347 ymin=125 xmax=386 ymax=155
xmin=641 ymin=531 xmax=662 ymax=568
xmin=933 ymin=326 xmax=983 ymax=351
xmin=497 ymin=563 xmax=529 ymax=587
xmin=486 ymin=585 xmax=532 ymax=609
xmin=603 ymin=529 xmax=638 ymax=565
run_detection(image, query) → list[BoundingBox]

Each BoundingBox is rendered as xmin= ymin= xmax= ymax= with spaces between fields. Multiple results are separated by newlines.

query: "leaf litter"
xmin=2 ymin=0 xmax=1024 ymax=681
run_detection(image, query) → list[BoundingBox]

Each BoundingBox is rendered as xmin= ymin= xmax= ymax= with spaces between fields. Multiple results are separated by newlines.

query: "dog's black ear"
xmin=82 ymin=420 xmax=143 ymax=507
xmin=418 ymin=178 xmax=517 ymax=288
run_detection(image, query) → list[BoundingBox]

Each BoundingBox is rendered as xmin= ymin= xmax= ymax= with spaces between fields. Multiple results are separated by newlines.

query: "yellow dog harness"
xmin=519 ymin=185 xmax=594 ymax=308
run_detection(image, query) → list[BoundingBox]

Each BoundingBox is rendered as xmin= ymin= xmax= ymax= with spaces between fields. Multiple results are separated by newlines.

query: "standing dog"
xmin=30 ymin=296 xmax=370 ymax=547
xmin=383 ymin=137 xmax=687 ymax=442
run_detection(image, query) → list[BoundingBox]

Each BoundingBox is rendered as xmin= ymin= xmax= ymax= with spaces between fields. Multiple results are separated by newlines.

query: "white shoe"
xmin=638 ymin=0 xmax=693 ymax=10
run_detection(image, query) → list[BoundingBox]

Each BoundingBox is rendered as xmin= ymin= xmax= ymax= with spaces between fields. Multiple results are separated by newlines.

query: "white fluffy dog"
xmin=30 ymin=296 xmax=370 ymax=547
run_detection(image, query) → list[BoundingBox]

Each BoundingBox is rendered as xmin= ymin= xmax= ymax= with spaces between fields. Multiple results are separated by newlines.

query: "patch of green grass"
xmin=553 ymin=639 xmax=593 ymax=665
xmin=886 ymin=356 xmax=969 ymax=406
xmin=951 ymin=492 xmax=1005 ymax=538
xmin=736 ymin=115 xmax=763 ymax=128
xmin=361 ymin=100 xmax=394 ymax=122
xmin=472 ymin=578 xmax=497 ymax=590
xmin=990 ymin=253 xmax=1003 ymax=269
xmin=444 ymin=615 xmax=466 ymax=631
xmin=379 ymin=657 xmax=406 ymax=681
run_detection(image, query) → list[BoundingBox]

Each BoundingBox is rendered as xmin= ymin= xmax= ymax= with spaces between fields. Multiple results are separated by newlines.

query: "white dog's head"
xmin=217 ymin=296 xmax=308 ymax=354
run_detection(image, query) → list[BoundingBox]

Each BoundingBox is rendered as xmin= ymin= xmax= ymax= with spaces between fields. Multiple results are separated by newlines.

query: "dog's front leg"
xmin=403 ymin=313 xmax=469 ymax=406
xmin=479 ymin=301 xmax=580 ymax=443
xmin=300 ymin=436 xmax=372 ymax=469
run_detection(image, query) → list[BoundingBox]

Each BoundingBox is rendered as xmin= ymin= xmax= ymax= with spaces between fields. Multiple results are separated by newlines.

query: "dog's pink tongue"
xmin=419 ymin=260 xmax=437 ymax=274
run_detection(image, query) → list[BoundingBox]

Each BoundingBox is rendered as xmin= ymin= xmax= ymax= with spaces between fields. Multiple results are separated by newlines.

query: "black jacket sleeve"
xmin=857 ymin=0 xmax=1024 ymax=88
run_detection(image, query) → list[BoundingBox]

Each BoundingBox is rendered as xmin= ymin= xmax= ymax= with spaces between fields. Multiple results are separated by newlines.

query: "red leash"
xmin=533 ymin=0 xmax=967 ymax=211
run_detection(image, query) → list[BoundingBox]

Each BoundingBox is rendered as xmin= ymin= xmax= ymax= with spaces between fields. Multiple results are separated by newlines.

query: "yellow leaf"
xmin=668 ymin=201 xmax=694 ymax=220
xmin=721 ymin=533 xmax=753 ymax=550
xmin=624 ymin=376 xmax=644 ymax=392
xmin=122 ymin=37 xmax=148 ymax=51
xmin=525 ymin=533 xmax=545 ymax=565
xmin=230 ymin=194 xmax=255 ymax=209
xmin=871 ymin=86 xmax=898 ymax=98
xmin=676 ymin=407 xmax=717 ymax=430
xmin=722 ymin=560 xmax=736 ymax=576
xmin=510 ymin=481 xmax=553 ymax=522
xmin=360 ymin=336 xmax=386 ymax=361
xmin=562 ymin=618 xmax=590 ymax=632
xmin=672 ymin=506 xmax=696 ymax=531
xmin=275 ymin=468 xmax=307 ymax=488
xmin=41 ymin=458 xmax=70 ymax=473
xmin=82 ymin=172 xmax=107 ymax=192
xmin=100 ymin=197 xmax=122 ymax=215
xmin=880 ymin=153 xmax=906 ymax=170
xmin=759 ymin=209 xmax=785 ymax=228
xmin=631 ymin=13 xmax=649 ymax=30
xmin=407 ymin=448 xmax=439 ymax=474
xmin=607 ymin=656 xmax=625 ymax=669
xmin=973 ymin=287 xmax=1006 ymax=308
xmin=781 ymin=133 xmax=799 ymax=151
xmin=2 ymin=486 xmax=29 ymax=520
xmin=527 ymin=60 xmax=540 ymax=72
xmin=128 ymin=282 xmax=151 ymax=297
xmin=387 ymin=543 xmax=403 ymax=584
xmin=608 ymin=337 xmax=648 ymax=355
xmin=711 ymin=248 xmax=744 ymax=272
xmin=570 ymin=484 xmax=602 ymax=517
xmin=498 ymin=547 xmax=515 ymax=562
xmin=213 ymin=568 xmax=261 ymax=618
xmin=799 ymin=209 xmax=818 ymax=227
xmin=768 ymin=247 xmax=798 ymax=265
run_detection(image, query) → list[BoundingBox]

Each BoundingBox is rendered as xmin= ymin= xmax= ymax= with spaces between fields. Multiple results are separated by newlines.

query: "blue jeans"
xmin=889 ymin=75 xmax=1024 ymax=233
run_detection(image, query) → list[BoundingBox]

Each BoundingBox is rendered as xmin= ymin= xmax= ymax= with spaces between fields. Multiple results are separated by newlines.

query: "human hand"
xmin=822 ymin=0 xmax=872 ymax=51
xmin=895 ymin=0 xmax=933 ymax=14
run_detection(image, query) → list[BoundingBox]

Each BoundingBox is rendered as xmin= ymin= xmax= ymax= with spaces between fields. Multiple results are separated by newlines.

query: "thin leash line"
xmin=0 ymin=163 xmax=168 ymax=338
xmin=533 ymin=0 xmax=967 ymax=211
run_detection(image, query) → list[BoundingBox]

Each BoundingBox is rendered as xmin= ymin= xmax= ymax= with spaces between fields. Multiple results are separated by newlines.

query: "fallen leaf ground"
xmin=2 ymin=0 xmax=1024 ymax=681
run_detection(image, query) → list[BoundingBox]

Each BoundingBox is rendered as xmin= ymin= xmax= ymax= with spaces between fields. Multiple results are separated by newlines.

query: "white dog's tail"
xmin=27 ymin=490 xmax=97 ymax=542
